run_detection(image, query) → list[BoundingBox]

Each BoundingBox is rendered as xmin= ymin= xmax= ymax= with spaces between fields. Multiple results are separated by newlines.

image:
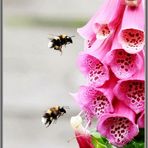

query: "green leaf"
xmin=91 ymin=136 xmax=107 ymax=148
xmin=90 ymin=129 xmax=144 ymax=148
xmin=123 ymin=141 xmax=144 ymax=148
xmin=124 ymin=129 xmax=144 ymax=148
xmin=134 ymin=128 xmax=144 ymax=142
xmin=91 ymin=131 xmax=114 ymax=148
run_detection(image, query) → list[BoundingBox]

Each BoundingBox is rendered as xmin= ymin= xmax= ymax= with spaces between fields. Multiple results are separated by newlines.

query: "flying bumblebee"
xmin=42 ymin=106 xmax=68 ymax=127
xmin=48 ymin=34 xmax=74 ymax=53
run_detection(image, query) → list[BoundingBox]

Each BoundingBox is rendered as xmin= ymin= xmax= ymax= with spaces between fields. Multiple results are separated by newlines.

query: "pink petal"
xmin=118 ymin=3 xmax=145 ymax=54
xmin=137 ymin=111 xmax=144 ymax=128
xmin=114 ymin=79 xmax=144 ymax=114
xmin=75 ymin=131 xmax=94 ymax=148
xmin=77 ymin=0 xmax=114 ymax=40
xmin=97 ymin=100 xmax=139 ymax=147
xmin=86 ymin=34 xmax=114 ymax=59
xmin=77 ymin=0 xmax=125 ymax=49
xmin=72 ymin=85 xmax=114 ymax=119
xmin=125 ymin=0 xmax=142 ymax=7
xmin=93 ymin=0 xmax=125 ymax=40
xmin=105 ymin=49 xmax=143 ymax=79
xmin=77 ymin=53 xmax=109 ymax=87
xmin=131 ymin=51 xmax=144 ymax=79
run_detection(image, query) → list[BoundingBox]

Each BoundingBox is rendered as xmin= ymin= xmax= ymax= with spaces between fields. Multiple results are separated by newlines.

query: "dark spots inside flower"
xmin=118 ymin=51 xmax=123 ymax=55
xmin=137 ymin=98 xmax=140 ymax=101
xmin=121 ymin=124 xmax=125 ymax=128
xmin=121 ymin=60 xmax=124 ymax=63
xmin=121 ymin=130 xmax=125 ymax=133
xmin=125 ymin=120 xmax=129 ymax=124
xmin=87 ymin=38 xmax=96 ymax=48
xmin=119 ymin=122 xmax=122 ymax=126
xmin=111 ymin=125 xmax=114 ymax=129
xmin=111 ymin=130 xmax=114 ymax=134
xmin=93 ymin=100 xmax=96 ymax=104
xmin=121 ymin=29 xmax=144 ymax=50
xmin=125 ymin=81 xmax=144 ymax=108
xmin=97 ymin=24 xmax=111 ymax=39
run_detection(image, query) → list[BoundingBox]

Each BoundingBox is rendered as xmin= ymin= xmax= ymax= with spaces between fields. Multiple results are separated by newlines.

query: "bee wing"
xmin=48 ymin=34 xmax=58 ymax=40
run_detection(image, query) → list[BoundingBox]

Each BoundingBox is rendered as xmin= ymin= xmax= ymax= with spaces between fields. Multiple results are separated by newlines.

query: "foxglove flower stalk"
xmin=72 ymin=0 xmax=145 ymax=147
xmin=97 ymin=100 xmax=139 ymax=147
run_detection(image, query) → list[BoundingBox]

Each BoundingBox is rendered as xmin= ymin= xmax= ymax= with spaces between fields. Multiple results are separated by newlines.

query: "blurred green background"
xmin=3 ymin=0 xmax=102 ymax=148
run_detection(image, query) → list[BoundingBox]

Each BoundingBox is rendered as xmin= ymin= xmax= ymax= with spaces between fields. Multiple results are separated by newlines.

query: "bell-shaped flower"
xmin=118 ymin=2 xmax=145 ymax=54
xmin=77 ymin=0 xmax=125 ymax=49
xmin=97 ymin=100 xmax=139 ymax=147
xmin=77 ymin=53 xmax=109 ymax=87
xmin=93 ymin=0 xmax=125 ymax=40
xmin=114 ymin=79 xmax=144 ymax=114
xmin=71 ymin=85 xmax=114 ymax=121
xmin=137 ymin=111 xmax=144 ymax=128
xmin=104 ymin=36 xmax=143 ymax=79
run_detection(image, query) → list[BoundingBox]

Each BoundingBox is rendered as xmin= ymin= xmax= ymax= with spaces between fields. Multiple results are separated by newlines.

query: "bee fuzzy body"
xmin=42 ymin=106 xmax=67 ymax=127
xmin=48 ymin=34 xmax=73 ymax=53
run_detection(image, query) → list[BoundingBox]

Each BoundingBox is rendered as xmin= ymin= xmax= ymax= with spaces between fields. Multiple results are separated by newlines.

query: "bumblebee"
xmin=42 ymin=106 xmax=67 ymax=127
xmin=48 ymin=34 xmax=74 ymax=53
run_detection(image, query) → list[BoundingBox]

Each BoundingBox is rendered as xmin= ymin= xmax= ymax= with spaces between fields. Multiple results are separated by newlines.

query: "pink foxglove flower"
xmin=72 ymin=0 xmax=145 ymax=147
xmin=137 ymin=111 xmax=144 ymax=128
xmin=77 ymin=0 xmax=125 ymax=49
xmin=77 ymin=53 xmax=109 ymax=87
xmin=118 ymin=3 xmax=145 ymax=54
xmin=104 ymin=29 xmax=143 ymax=79
xmin=72 ymin=85 xmax=114 ymax=120
xmin=86 ymin=33 xmax=114 ymax=59
xmin=70 ymin=115 xmax=94 ymax=148
xmin=114 ymin=79 xmax=144 ymax=114
xmin=93 ymin=0 xmax=125 ymax=40
xmin=97 ymin=100 xmax=139 ymax=147
xmin=105 ymin=48 xmax=143 ymax=79
xmin=125 ymin=0 xmax=142 ymax=7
